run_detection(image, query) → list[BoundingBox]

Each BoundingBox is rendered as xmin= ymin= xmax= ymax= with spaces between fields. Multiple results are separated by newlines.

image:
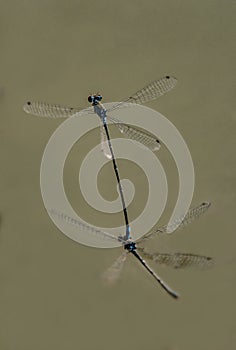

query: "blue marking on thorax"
xmin=94 ymin=104 xmax=107 ymax=122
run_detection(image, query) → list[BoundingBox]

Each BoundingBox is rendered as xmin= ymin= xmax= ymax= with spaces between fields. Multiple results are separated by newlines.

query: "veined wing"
xmin=127 ymin=75 xmax=178 ymax=104
xmin=23 ymin=75 xmax=177 ymax=118
xmin=140 ymin=202 xmax=211 ymax=242
xmin=108 ymin=75 xmax=178 ymax=111
xmin=23 ymin=101 xmax=93 ymax=118
xmin=102 ymin=252 xmax=128 ymax=285
xmin=138 ymin=247 xmax=213 ymax=269
xmin=23 ymin=101 xmax=161 ymax=156
xmin=106 ymin=114 xmax=161 ymax=152
xmin=24 ymin=76 xmax=174 ymax=154
xmin=49 ymin=209 xmax=123 ymax=243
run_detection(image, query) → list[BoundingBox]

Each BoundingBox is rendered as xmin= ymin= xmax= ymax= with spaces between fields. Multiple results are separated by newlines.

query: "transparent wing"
xmin=140 ymin=202 xmax=211 ymax=242
xmin=138 ymin=247 xmax=213 ymax=269
xmin=109 ymin=75 xmax=178 ymax=112
xmin=49 ymin=209 xmax=123 ymax=243
xmin=160 ymin=202 xmax=211 ymax=234
xmin=23 ymin=75 xmax=177 ymax=118
xmin=127 ymin=75 xmax=178 ymax=104
xmin=23 ymin=101 xmax=93 ymax=118
xmin=102 ymin=252 xmax=128 ymax=285
xmin=24 ymin=101 xmax=161 ymax=157
xmin=23 ymin=77 xmax=174 ymax=154
xmin=107 ymin=115 xmax=161 ymax=152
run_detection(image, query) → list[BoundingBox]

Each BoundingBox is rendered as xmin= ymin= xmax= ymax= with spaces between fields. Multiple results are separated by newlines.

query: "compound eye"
xmin=88 ymin=95 xmax=93 ymax=103
xmin=96 ymin=94 xmax=102 ymax=102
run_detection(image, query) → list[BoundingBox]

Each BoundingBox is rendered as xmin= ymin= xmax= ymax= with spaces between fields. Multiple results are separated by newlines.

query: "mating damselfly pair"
xmin=24 ymin=75 xmax=212 ymax=298
xmin=51 ymin=202 xmax=212 ymax=299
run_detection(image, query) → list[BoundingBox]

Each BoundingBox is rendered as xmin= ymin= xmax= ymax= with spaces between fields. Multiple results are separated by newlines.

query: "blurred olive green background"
xmin=1 ymin=1 xmax=235 ymax=349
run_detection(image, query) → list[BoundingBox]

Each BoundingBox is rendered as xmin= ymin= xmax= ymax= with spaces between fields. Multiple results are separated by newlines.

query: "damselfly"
xmin=23 ymin=75 xmax=177 ymax=240
xmin=50 ymin=201 xmax=212 ymax=299
xmin=24 ymin=76 xmax=212 ymax=298
xmin=23 ymin=75 xmax=177 ymax=159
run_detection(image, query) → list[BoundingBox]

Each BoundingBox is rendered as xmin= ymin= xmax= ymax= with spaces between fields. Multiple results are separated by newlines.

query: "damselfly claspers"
xmin=50 ymin=201 xmax=213 ymax=299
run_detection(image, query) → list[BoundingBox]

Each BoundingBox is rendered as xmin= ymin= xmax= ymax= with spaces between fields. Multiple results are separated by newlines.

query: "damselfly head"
xmin=88 ymin=94 xmax=102 ymax=105
xmin=124 ymin=241 xmax=136 ymax=252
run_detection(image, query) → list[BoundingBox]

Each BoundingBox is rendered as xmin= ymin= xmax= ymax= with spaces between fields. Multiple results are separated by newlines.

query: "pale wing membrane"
xmin=23 ymin=101 xmax=81 ymax=118
xmin=102 ymin=252 xmax=128 ymax=285
xmin=24 ymin=76 xmax=174 ymax=153
xmin=23 ymin=75 xmax=177 ymax=118
xmin=127 ymin=76 xmax=178 ymax=104
xmin=108 ymin=75 xmax=178 ymax=112
xmin=162 ymin=202 xmax=211 ymax=234
xmin=107 ymin=115 xmax=161 ymax=152
xmin=49 ymin=209 xmax=122 ymax=243
xmin=24 ymin=102 xmax=161 ymax=152
xmin=141 ymin=202 xmax=211 ymax=242
xmin=138 ymin=248 xmax=213 ymax=269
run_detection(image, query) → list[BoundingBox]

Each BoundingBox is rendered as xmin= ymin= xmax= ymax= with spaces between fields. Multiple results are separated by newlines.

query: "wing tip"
xmin=23 ymin=101 xmax=33 ymax=113
xmin=165 ymin=75 xmax=178 ymax=83
xmin=201 ymin=201 xmax=211 ymax=209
